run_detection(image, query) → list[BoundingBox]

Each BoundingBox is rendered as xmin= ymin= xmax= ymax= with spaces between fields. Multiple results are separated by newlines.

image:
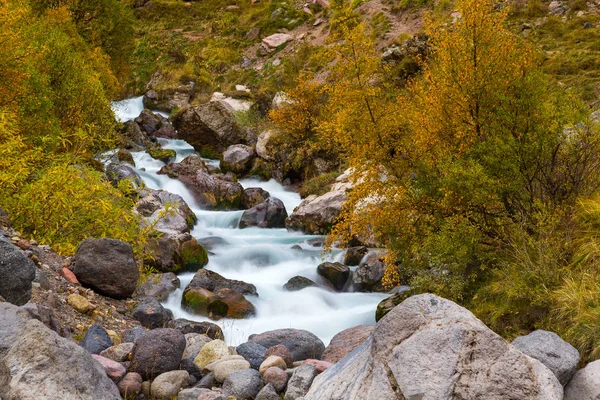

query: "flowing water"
xmin=111 ymin=100 xmax=387 ymax=345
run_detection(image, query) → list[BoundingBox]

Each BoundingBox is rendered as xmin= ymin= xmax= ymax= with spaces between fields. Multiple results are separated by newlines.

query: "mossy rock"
xmin=207 ymin=299 xmax=229 ymax=320
xmin=148 ymin=147 xmax=176 ymax=163
xmin=180 ymin=238 xmax=209 ymax=272
xmin=182 ymin=287 xmax=217 ymax=315
xmin=248 ymin=158 xmax=273 ymax=180
xmin=375 ymin=288 xmax=414 ymax=322
xmin=117 ymin=148 xmax=135 ymax=166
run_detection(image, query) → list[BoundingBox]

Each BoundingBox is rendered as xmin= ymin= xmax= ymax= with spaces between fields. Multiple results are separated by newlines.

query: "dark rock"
xmin=248 ymin=329 xmax=325 ymax=361
xmin=222 ymin=368 xmax=263 ymax=399
xmin=186 ymin=268 xmax=257 ymax=296
xmin=180 ymin=357 xmax=203 ymax=381
xmin=135 ymin=109 xmax=162 ymax=136
xmin=283 ymin=276 xmax=317 ymax=291
xmin=80 ymin=324 xmax=114 ymax=355
xmin=117 ymin=372 xmax=143 ymax=398
xmin=72 ymin=238 xmax=138 ymax=299
xmin=317 ymin=262 xmax=349 ymax=291
xmin=352 ymin=253 xmax=385 ymax=292
xmin=0 ymin=236 xmax=36 ymax=305
xmin=132 ymin=297 xmax=171 ymax=329
xmin=137 ymin=272 xmax=181 ymax=301
xmin=237 ymin=342 xmax=268 ymax=370
xmin=147 ymin=145 xmax=177 ymax=163
xmin=215 ymin=287 xmax=256 ymax=319
xmin=105 ymin=161 xmax=143 ymax=188
xmin=265 ymin=344 xmax=293 ymax=368
xmin=343 ymin=246 xmax=368 ymax=266
xmin=242 ymin=187 xmax=270 ymax=209
xmin=256 ymin=383 xmax=281 ymax=400
xmin=131 ymin=328 xmax=186 ymax=380
xmin=321 ymin=325 xmax=374 ymax=363
xmin=0 ymin=207 xmax=11 ymax=227
xmin=168 ymin=318 xmax=224 ymax=340
xmin=121 ymin=120 xmax=150 ymax=150
xmin=195 ymin=372 xmax=216 ymax=389
xmin=239 ymin=197 xmax=288 ymax=229
xmin=121 ymin=326 xmax=149 ymax=343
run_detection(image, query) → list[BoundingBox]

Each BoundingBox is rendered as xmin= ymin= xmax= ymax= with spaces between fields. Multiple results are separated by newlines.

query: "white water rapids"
xmin=111 ymin=99 xmax=387 ymax=345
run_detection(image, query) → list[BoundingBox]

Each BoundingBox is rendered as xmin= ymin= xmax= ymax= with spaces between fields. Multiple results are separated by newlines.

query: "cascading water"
xmin=112 ymin=99 xmax=387 ymax=345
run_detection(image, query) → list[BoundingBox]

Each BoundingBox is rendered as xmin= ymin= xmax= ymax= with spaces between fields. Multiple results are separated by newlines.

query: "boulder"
xmin=210 ymin=91 xmax=254 ymax=112
xmin=135 ymin=109 xmax=162 ymax=136
xmin=265 ymin=344 xmax=293 ymax=368
xmin=118 ymin=372 xmax=143 ymax=398
xmin=352 ymin=253 xmax=385 ymax=292
xmin=304 ymin=294 xmax=563 ymax=400
xmin=151 ymin=370 xmax=190 ymax=400
xmin=91 ymin=354 xmax=126 ymax=382
xmin=143 ymin=80 xmax=195 ymax=112
xmin=237 ymin=342 xmax=268 ymax=370
xmin=105 ymin=161 xmax=143 ymax=188
xmin=173 ymin=101 xmax=248 ymax=157
xmin=136 ymin=189 xmax=196 ymax=231
xmin=182 ymin=287 xmax=229 ymax=319
xmin=121 ymin=120 xmax=149 ymax=151
xmin=565 ymin=359 xmax=600 ymax=399
xmin=260 ymin=355 xmax=288 ymax=375
xmin=512 ymin=330 xmax=580 ymax=386
xmin=285 ymin=189 xmax=346 ymax=234
xmin=100 ymin=342 xmax=135 ymax=362
xmin=240 ymin=197 xmax=288 ymax=229
xmin=147 ymin=145 xmax=177 ymax=163
xmin=132 ymin=296 xmax=171 ymax=329
xmin=80 ymin=324 xmax=114 ymax=355
xmin=249 ymin=329 xmax=325 ymax=361
xmin=121 ymin=326 xmax=149 ymax=343
xmin=183 ymin=333 xmax=213 ymax=360
xmin=145 ymin=236 xmax=208 ymax=274
xmin=220 ymin=144 xmax=255 ymax=175
xmin=285 ymin=364 xmax=318 ymax=400
xmin=185 ymin=268 xmax=257 ymax=296
xmin=263 ymin=366 xmax=288 ymax=391
xmin=168 ymin=318 xmax=224 ymax=340
xmin=283 ymin=276 xmax=318 ymax=291
xmin=72 ymin=238 xmax=138 ymax=299
xmin=0 ymin=318 xmax=121 ymax=399
xmin=195 ymin=339 xmax=231 ymax=369
xmin=158 ymin=155 xmax=245 ymax=210
xmin=131 ymin=328 xmax=186 ymax=380
xmin=137 ymin=272 xmax=181 ymax=301
xmin=317 ymin=262 xmax=350 ymax=291
xmin=0 ymin=236 xmax=36 ymax=305
xmin=215 ymin=287 xmax=256 ymax=318
xmin=375 ymin=287 xmax=412 ymax=321
xmin=242 ymin=187 xmax=270 ymax=209
xmin=222 ymin=368 xmax=263 ymax=399
xmin=321 ymin=325 xmax=374 ymax=363
xmin=344 ymin=246 xmax=368 ymax=266
xmin=257 ymin=383 xmax=281 ymax=400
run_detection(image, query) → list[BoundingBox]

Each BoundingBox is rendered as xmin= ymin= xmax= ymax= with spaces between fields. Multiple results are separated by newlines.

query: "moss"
xmin=117 ymin=148 xmax=135 ymax=166
xmin=147 ymin=147 xmax=176 ymax=163
xmin=180 ymin=238 xmax=209 ymax=272
xmin=299 ymin=172 xmax=338 ymax=198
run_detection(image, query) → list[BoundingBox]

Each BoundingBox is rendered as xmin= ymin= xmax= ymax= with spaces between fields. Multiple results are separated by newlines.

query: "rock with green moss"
xmin=180 ymin=238 xmax=209 ymax=272
xmin=116 ymin=148 xmax=135 ymax=166
xmin=148 ymin=146 xmax=176 ymax=163
xmin=375 ymin=287 xmax=413 ymax=322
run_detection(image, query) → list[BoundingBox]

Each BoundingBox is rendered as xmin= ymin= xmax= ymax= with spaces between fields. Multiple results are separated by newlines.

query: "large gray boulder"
xmin=143 ymin=80 xmax=195 ymax=112
xmin=304 ymin=294 xmax=563 ymax=400
xmin=72 ymin=238 xmax=138 ymax=299
xmin=317 ymin=262 xmax=350 ymax=291
xmin=322 ymin=325 xmax=374 ymax=364
xmin=248 ymin=329 xmax=325 ymax=362
xmin=0 ymin=317 xmax=121 ymax=399
xmin=221 ymin=144 xmax=255 ymax=175
xmin=285 ymin=190 xmax=346 ymax=234
xmin=0 ymin=236 xmax=36 ymax=305
xmin=174 ymin=101 xmax=248 ymax=157
xmin=565 ymin=359 xmax=600 ymax=399
xmin=239 ymin=197 xmax=288 ymax=229
xmin=158 ymin=155 xmax=244 ymax=210
xmin=512 ymin=330 xmax=580 ymax=386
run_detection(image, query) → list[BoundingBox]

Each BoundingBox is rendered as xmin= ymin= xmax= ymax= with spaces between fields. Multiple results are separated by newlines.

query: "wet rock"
xmin=169 ymin=318 xmax=224 ymax=340
xmin=343 ymin=246 xmax=368 ymax=266
xmin=239 ymin=197 xmax=288 ymax=228
xmin=195 ymin=339 xmax=231 ymax=369
xmin=260 ymin=355 xmax=287 ymax=375
xmin=317 ymin=262 xmax=349 ymax=291
xmin=80 ymin=324 xmax=114 ymax=355
xmin=263 ymin=366 xmax=288 ymax=391
xmin=304 ymin=294 xmax=562 ymax=400
xmin=249 ymin=329 xmax=325 ymax=361
xmin=186 ymin=268 xmax=257 ymax=296
xmin=100 ymin=342 xmax=135 ymax=362
xmin=174 ymin=101 xmax=248 ymax=157
xmin=283 ymin=276 xmax=318 ymax=291
xmin=137 ymin=272 xmax=181 ymax=301
xmin=1 ymin=318 xmax=121 ymax=399
xmin=322 ymin=325 xmax=374 ymax=363
xmin=151 ymin=370 xmax=190 ymax=400
xmin=352 ymin=253 xmax=385 ymax=292
xmin=221 ymin=144 xmax=255 ymax=175
xmin=285 ymin=364 xmax=318 ymax=400
xmin=215 ymin=287 xmax=256 ymax=318
xmin=132 ymin=296 xmax=171 ymax=329
xmin=242 ymin=187 xmax=270 ymax=209
xmin=158 ymin=155 xmax=245 ymax=210
xmin=72 ymin=238 xmax=138 ymax=299
xmin=118 ymin=372 xmax=142 ymax=397
xmin=121 ymin=120 xmax=149 ymax=150
xmin=92 ymin=354 xmax=126 ymax=382
xmin=565 ymin=359 xmax=600 ymax=399
xmin=0 ymin=236 xmax=36 ymax=305
xmin=131 ymin=328 xmax=186 ymax=380
xmin=237 ymin=342 xmax=267 ymax=370
xmin=135 ymin=109 xmax=162 ymax=136
xmin=257 ymin=383 xmax=281 ymax=400
xmin=222 ymin=368 xmax=263 ymax=399
xmin=182 ymin=287 xmax=229 ymax=319
xmin=265 ymin=344 xmax=293 ymax=368
xmin=285 ymin=189 xmax=346 ymax=235
xmin=513 ymin=330 xmax=580 ymax=386
xmin=148 ymin=145 xmax=177 ymax=163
